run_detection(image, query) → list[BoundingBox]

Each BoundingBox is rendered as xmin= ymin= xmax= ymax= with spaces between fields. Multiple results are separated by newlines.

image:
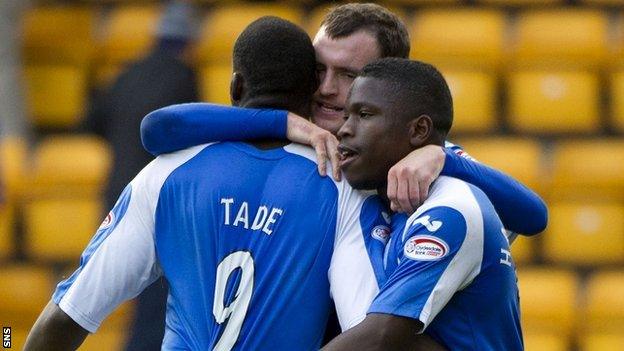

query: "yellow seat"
xmin=24 ymin=197 xmax=103 ymax=262
xmin=0 ymin=137 xmax=27 ymax=199
xmin=100 ymin=5 xmax=162 ymax=65
xmin=507 ymin=69 xmax=600 ymax=133
xmin=580 ymin=332 xmax=624 ymax=351
xmin=0 ymin=265 xmax=52 ymax=328
xmin=23 ymin=65 xmax=88 ymax=129
xmin=510 ymin=236 xmax=534 ymax=266
xmin=516 ymin=268 xmax=577 ymax=337
xmin=585 ymin=270 xmax=624 ymax=332
xmin=0 ymin=204 xmax=14 ymax=259
xmin=200 ymin=64 xmax=233 ymax=105
xmin=512 ymin=9 xmax=608 ymax=69
xmin=551 ymin=140 xmax=624 ymax=199
xmin=410 ymin=9 xmax=505 ymax=70
xmin=198 ymin=4 xmax=304 ymax=64
xmin=523 ymin=331 xmax=569 ymax=351
xmin=480 ymin=0 xmax=562 ymax=4
xmin=22 ymin=6 xmax=95 ymax=64
xmin=612 ymin=71 xmax=624 ymax=132
xmin=453 ymin=138 xmax=543 ymax=193
xmin=28 ymin=135 xmax=111 ymax=197
xmin=544 ymin=201 xmax=624 ymax=265
xmin=442 ymin=69 xmax=497 ymax=133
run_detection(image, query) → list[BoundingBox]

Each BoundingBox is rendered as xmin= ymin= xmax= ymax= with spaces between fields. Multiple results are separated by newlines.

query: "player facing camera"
xmin=338 ymin=58 xmax=453 ymax=192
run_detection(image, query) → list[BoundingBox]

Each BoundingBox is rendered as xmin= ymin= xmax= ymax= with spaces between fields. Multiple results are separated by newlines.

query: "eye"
xmin=341 ymin=72 xmax=357 ymax=80
xmin=359 ymin=110 xmax=373 ymax=119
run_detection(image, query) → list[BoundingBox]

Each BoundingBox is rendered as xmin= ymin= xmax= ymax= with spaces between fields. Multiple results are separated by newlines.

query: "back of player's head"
xmin=360 ymin=58 xmax=453 ymax=137
xmin=321 ymin=3 xmax=410 ymax=59
xmin=232 ymin=16 xmax=318 ymax=111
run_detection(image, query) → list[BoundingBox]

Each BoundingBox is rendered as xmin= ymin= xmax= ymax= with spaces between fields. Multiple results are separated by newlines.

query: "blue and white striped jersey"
xmin=369 ymin=176 xmax=523 ymax=351
xmin=52 ymin=142 xmax=386 ymax=350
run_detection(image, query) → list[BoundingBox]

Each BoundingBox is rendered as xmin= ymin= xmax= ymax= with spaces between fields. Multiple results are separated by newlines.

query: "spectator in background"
xmin=0 ymin=0 xmax=32 ymax=205
xmin=82 ymin=2 xmax=199 ymax=350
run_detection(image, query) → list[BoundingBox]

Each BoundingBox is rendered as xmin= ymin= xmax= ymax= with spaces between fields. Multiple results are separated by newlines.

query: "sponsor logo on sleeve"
xmin=371 ymin=225 xmax=391 ymax=244
xmin=98 ymin=211 xmax=115 ymax=230
xmin=404 ymin=235 xmax=449 ymax=261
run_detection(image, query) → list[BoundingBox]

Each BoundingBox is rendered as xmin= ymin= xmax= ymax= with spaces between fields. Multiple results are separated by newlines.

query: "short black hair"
xmin=233 ymin=16 xmax=318 ymax=102
xmin=321 ymin=3 xmax=410 ymax=59
xmin=360 ymin=58 xmax=453 ymax=136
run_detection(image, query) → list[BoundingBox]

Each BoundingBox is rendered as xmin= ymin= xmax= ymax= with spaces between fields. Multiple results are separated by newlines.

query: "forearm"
xmin=322 ymin=314 xmax=446 ymax=351
xmin=441 ymin=149 xmax=548 ymax=235
xmin=140 ymin=103 xmax=287 ymax=155
xmin=24 ymin=300 xmax=89 ymax=351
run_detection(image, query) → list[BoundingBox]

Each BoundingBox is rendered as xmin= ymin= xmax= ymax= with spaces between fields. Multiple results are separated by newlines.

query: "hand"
xmin=387 ymin=145 xmax=445 ymax=214
xmin=286 ymin=112 xmax=341 ymax=181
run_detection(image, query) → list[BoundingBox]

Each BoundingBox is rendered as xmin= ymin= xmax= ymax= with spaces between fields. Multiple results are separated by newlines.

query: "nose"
xmin=337 ymin=116 xmax=354 ymax=141
xmin=318 ymin=70 xmax=338 ymax=97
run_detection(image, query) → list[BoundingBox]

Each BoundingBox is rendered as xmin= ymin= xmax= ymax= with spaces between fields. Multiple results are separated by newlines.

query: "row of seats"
xmin=23 ymin=5 xmax=624 ymax=67
xmin=1 ymin=264 xmax=621 ymax=349
xmin=1 ymin=136 xmax=624 ymax=264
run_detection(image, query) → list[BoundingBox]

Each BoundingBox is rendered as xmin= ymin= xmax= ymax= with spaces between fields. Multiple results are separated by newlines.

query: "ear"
xmin=230 ymin=72 xmax=244 ymax=106
xmin=407 ymin=114 xmax=434 ymax=148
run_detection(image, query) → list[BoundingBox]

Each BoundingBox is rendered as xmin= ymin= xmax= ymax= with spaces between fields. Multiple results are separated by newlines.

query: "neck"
xmin=240 ymin=95 xmax=310 ymax=118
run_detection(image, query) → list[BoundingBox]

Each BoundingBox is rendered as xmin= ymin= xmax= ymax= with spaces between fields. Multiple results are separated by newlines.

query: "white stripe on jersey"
xmin=284 ymin=143 xmax=379 ymax=331
xmin=403 ymin=176 xmax=484 ymax=329
xmin=58 ymin=144 xmax=213 ymax=332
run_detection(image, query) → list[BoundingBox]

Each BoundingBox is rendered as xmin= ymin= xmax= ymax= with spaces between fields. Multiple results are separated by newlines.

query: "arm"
xmin=24 ymin=301 xmax=88 ymax=351
xmin=322 ymin=314 xmax=446 ymax=351
xmin=140 ymin=103 xmax=287 ymax=156
xmin=387 ymin=145 xmax=547 ymax=235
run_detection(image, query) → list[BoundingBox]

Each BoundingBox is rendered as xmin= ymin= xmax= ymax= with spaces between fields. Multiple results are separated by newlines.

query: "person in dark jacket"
xmin=82 ymin=2 xmax=199 ymax=350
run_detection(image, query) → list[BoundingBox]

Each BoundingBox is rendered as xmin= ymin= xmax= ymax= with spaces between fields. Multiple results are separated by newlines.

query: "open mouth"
xmin=316 ymin=101 xmax=343 ymax=115
xmin=337 ymin=144 xmax=359 ymax=167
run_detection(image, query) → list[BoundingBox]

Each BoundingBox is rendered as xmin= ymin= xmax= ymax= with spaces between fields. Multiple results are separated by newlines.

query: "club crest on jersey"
xmin=99 ymin=211 xmax=115 ymax=230
xmin=404 ymin=235 xmax=449 ymax=261
xmin=371 ymin=225 xmax=391 ymax=244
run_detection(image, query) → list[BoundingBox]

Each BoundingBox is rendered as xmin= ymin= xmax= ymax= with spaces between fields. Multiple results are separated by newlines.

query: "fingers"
xmin=418 ymin=177 xmax=431 ymax=207
xmin=315 ymin=142 xmax=328 ymax=177
xmin=387 ymin=169 xmax=399 ymax=212
xmin=327 ymin=138 xmax=342 ymax=181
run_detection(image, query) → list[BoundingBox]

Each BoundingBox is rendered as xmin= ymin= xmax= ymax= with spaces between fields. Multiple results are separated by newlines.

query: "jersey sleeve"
xmin=52 ymin=166 xmax=163 ymax=333
xmin=140 ymin=103 xmax=287 ymax=156
xmin=441 ymin=142 xmax=548 ymax=235
xmin=368 ymin=206 xmax=482 ymax=332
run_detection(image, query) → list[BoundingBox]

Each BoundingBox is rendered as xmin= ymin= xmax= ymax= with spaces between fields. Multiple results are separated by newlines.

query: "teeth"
xmin=320 ymin=103 xmax=342 ymax=112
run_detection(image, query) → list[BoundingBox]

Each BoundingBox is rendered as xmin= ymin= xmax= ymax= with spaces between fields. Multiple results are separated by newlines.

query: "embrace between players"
xmin=25 ymin=4 xmax=547 ymax=351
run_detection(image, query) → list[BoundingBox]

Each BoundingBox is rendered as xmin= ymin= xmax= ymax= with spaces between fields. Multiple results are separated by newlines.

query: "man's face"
xmin=337 ymin=76 xmax=414 ymax=190
xmin=312 ymin=27 xmax=382 ymax=135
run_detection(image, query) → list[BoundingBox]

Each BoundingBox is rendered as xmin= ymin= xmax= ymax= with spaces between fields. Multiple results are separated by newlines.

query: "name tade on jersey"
xmin=220 ymin=198 xmax=284 ymax=235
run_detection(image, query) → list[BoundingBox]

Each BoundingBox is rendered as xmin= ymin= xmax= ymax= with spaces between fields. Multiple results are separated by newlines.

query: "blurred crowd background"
xmin=0 ymin=0 xmax=623 ymax=350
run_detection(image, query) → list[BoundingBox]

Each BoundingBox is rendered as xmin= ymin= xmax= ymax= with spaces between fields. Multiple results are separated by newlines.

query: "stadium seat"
xmin=583 ymin=0 xmax=624 ymax=6
xmin=452 ymin=137 xmax=544 ymax=193
xmin=410 ymin=9 xmax=506 ymax=70
xmin=0 ymin=204 xmax=14 ymax=259
xmin=0 ymin=265 xmax=53 ymax=328
xmin=523 ymin=331 xmax=569 ymax=351
xmin=584 ymin=270 xmax=624 ymax=332
xmin=24 ymin=197 xmax=103 ymax=262
xmin=197 ymin=4 xmax=303 ymax=64
xmin=0 ymin=137 xmax=27 ymax=199
xmin=510 ymin=235 xmax=534 ymax=265
xmin=516 ymin=268 xmax=577 ymax=337
xmin=28 ymin=135 xmax=111 ymax=197
xmin=580 ymin=332 xmax=624 ymax=351
xmin=507 ymin=69 xmax=600 ymax=133
xmin=200 ymin=64 xmax=232 ymax=105
xmin=100 ymin=5 xmax=162 ymax=65
xmin=22 ymin=5 xmax=95 ymax=64
xmin=544 ymin=200 xmax=624 ymax=265
xmin=512 ymin=9 xmax=609 ymax=68
xmin=23 ymin=65 xmax=88 ymax=129
xmin=612 ymin=70 xmax=624 ymax=132
xmin=442 ymin=69 xmax=497 ymax=133
xmin=550 ymin=139 xmax=624 ymax=199
xmin=479 ymin=0 xmax=563 ymax=5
